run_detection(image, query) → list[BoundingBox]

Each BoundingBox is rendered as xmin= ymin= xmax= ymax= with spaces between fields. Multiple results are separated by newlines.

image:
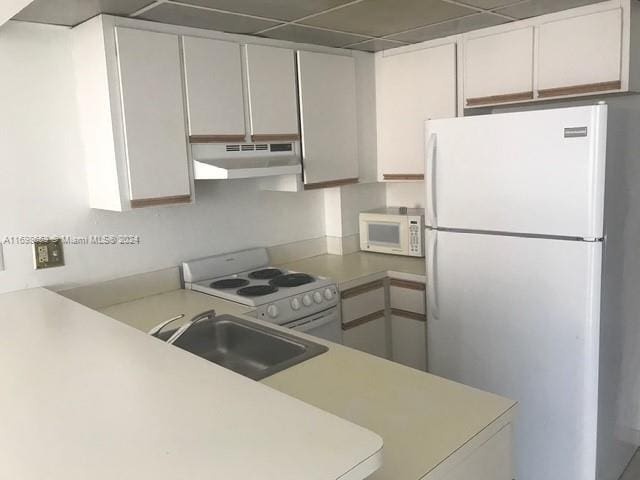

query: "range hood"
xmin=192 ymin=141 xmax=302 ymax=180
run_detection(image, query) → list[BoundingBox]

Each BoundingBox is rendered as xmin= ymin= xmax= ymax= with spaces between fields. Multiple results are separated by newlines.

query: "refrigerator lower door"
xmin=427 ymin=229 xmax=602 ymax=480
xmin=425 ymin=105 xmax=607 ymax=238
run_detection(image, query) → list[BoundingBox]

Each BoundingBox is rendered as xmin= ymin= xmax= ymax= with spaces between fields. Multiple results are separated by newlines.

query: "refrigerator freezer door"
xmin=425 ymin=105 xmax=607 ymax=238
xmin=426 ymin=230 xmax=602 ymax=480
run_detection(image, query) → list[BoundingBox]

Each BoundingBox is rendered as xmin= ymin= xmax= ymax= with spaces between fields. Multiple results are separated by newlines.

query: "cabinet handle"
xmin=251 ymin=133 xmax=300 ymax=142
xmin=383 ymin=174 xmax=424 ymax=181
xmin=342 ymin=310 xmax=385 ymax=330
xmin=390 ymin=279 xmax=425 ymax=291
xmin=130 ymin=194 xmax=191 ymax=208
xmin=341 ymin=279 xmax=385 ymax=299
xmin=391 ymin=308 xmax=426 ymax=322
xmin=189 ymin=134 xmax=246 ymax=143
xmin=537 ymin=80 xmax=621 ymax=98
xmin=304 ymin=178 xmax=359 ymax=190
xmin=466 ymin=91 xmax=534 ymax=107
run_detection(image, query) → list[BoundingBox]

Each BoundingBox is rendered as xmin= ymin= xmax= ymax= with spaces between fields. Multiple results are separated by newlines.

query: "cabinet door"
xmin=537 ymin=9 xmax=623 ymax=98
xmin=182 ymin=36 xmax=245 ymax=142
xmin=343 ymin=314 xmax=387 ymax=358
xmin=391 ymin=313 xmax=426 ymax=371
xmin=244 ymin=44 xmax=299 ymax=141
xmin=464 ymin=28 xmax=534 ymax=107
xmin=297 ymin=51 xmax=358 ymax=187
xmin=377 ymin=43 xmax=456 ymax=180
xmin=115 ymin=27 xmax=191 ymax=206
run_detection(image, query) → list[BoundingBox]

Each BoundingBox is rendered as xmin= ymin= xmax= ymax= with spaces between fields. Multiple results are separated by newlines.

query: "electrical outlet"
xmin=33 ymin=238 xmax=64 ymax=269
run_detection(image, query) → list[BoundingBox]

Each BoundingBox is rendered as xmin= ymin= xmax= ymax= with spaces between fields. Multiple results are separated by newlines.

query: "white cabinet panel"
xmin=182 ymin=36 xmax=245 ymax=139
xmin=391 ymin=314 xmax=426 ymax=371
xmin=376 ymin=43 xmax=456 ymax=179
xmin=115 ymin=27 xmax=191 ymax=204
xmin=245 ymin=44 xmax=299 ymax=139
xmin=343 ymin=315 xmax=387 ymax=358
xmin=297 ymin=51 xmax=358 ymax=186
xmin=464 ymin=27 xmax=534 ymax=107
xmin=538 ymin=9 xmax=623 ymax=96
xmin=390 ymin=282 xmax=426 ymax=315
xmin=341 ymin=286 xmax=385 ymax=324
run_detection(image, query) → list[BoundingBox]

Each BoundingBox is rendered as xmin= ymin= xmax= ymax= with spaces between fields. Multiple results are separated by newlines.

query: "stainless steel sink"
xmin=156 ymin=314 xmax=328 ymax=380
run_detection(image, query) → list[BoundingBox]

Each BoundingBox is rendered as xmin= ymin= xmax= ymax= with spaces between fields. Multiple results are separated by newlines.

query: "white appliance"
xmin=182 ymin=248 xmax=341 ymax=343
xmin=359 ymin=207 xmax=425 ymax=257
xmin=191 ymin=141 xmax=302 ymax=179
xmin=425 ymin=104 xmax=638 ymax=480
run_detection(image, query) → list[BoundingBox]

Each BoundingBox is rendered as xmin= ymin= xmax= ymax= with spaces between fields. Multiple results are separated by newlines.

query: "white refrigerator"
xmin=424 ymin=104 xmax=637 ymax=480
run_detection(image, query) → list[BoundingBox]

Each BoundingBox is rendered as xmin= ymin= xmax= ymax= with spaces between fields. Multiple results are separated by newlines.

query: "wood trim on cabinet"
xmin=342 ymin=310 xmax=386 ymax=330
xmin=304 ymin=178 xmax=359 ymax=190
xmin=250 ymin=133 xmax=300 ymax=142
xmin=466 ymin=91 xmax=534 ymax=107
xmin=341 ymin=279 xmax=385 ymax=299
xmin=391 ymin=308 xmax=426 ymax=322
xmin=537 ymin=80 xmax=622 ymax=98
xmin=130 ymin=194 xmax=191 ymax=208
xmin=383 ymin=174 xmax=424 ymax=181
xmin=188 ymin=134 xmax=246 ymax=143
xmin=389 ymin=278 xmax=426 ymax=291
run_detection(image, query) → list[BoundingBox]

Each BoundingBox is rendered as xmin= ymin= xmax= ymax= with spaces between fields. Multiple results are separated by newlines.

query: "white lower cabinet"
xmin=341 ymin=280 xmax=388 ymax=358
xmin=391 ymin=313 xmax=426 ymax=371
xmin=343 ymin=314 xmax=387 ymax=358
xmin=389 ymin=278 xmax=427 ymax=371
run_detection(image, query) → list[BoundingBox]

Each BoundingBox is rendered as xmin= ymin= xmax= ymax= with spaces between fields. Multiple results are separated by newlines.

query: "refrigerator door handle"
xmin=425 ymin=133 xmax=438 ymax=227
xmin=426 ymin=228 xmax=439 ymax=320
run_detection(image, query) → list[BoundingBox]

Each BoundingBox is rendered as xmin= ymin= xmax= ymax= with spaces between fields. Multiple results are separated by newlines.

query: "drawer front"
xmin=341 ymin=280 xmax=386 ymax=324
xmin=391 ymin=313 xmax=427 ymax=371
xmin=390 ymin=279 xmax=426 ymax=315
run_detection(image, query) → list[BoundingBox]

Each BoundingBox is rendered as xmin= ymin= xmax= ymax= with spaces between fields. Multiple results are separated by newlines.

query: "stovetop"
xmin=188 ymin=267 xmax=333 ymax=307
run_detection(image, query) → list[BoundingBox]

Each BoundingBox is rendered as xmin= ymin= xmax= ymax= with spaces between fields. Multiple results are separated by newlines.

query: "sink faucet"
xmin=149 ymin=310 xmax=216 ymax=344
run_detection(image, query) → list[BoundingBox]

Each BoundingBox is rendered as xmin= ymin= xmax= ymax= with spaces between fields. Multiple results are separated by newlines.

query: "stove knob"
xmin=302 ymin=294 xmax=313 ymax=307
xmin=267 ymin=304 xmax=279 ymax=318
xmin=290 ymin=297 xmax=301 ymax=310
xmin=313 ymin=291 xmax=323 ymax=304
xmin=323 ymin=288 xmax=334 ymax=300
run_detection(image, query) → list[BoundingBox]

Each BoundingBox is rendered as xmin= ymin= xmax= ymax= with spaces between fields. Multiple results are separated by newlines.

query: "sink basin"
xmin=162 ymin=315 xmax=328 ymax=380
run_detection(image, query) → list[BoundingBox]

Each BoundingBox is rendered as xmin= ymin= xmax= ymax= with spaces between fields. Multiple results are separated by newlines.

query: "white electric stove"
xmin=182 ymin=248 xmax=341 ymax=343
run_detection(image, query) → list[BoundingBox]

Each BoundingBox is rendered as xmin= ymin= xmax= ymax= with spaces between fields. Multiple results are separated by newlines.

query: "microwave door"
xmin=366 ymin=221 xmax=407 ymax=254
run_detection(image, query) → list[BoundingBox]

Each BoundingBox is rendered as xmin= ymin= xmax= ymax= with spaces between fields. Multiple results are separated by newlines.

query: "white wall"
xmin=0 ymin=21 xmax=326 ymax=293
xmin=386 ymin=182 xmax=425 ymax=208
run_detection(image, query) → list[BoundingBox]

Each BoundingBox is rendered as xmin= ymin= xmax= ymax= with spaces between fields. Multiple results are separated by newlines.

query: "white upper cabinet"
xmin=115 ymin=27 xmax=191 ymax=206
xmin=463 ymin=28 xmax=534 ymax=107
xmin=244 ymin=44 xmax=299 ymax=141
xmin=73 ymin=16 xmax=192 ymax=211
xmin=376 ymin=43 xmax=457 ymax=180
xmin=537 ymin=9 xmax=623 ymax=97
xmin=182 ymin=36 xmax=245 ymax=142
xmin=297 ymin=51 xmax=358 ymax=188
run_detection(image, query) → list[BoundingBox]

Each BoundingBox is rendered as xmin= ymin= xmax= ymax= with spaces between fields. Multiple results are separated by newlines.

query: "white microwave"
xmin=359 ymin=207 xmax=425 ymax=257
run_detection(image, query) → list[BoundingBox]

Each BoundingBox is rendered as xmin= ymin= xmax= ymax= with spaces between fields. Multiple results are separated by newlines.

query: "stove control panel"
xmin=250 ymin=285 xmax=338 ymax=324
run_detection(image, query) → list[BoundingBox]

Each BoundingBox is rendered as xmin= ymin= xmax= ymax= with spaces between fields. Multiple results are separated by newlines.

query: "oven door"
xmin=360 ymin=214 xmax=409 ymax=255
xmin=286 ymin=308 xmax=342 ymax=344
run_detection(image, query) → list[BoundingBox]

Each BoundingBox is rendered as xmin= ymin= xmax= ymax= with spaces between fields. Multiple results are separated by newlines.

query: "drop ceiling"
xmin=12 ymin=0 xmax=604 ymax=52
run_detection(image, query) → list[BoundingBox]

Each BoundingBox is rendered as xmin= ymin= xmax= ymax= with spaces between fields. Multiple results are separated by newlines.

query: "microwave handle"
xmin=425 ymin=133 xmax=438 ymax=227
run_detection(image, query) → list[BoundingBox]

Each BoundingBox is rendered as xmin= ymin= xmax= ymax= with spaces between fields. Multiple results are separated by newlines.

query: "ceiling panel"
xmin=347 ymin=39 xmax=408 ymax=52
xmin=301 ymin=0 xmax=476 ymax=37
xmin=173 ymin=0 xmax=356 ymax=22
xmin=386 ymin=13 xmax=508 ymax=43
xmin=139 ymin=3 xmax=281 ymax=34
xmin=454 ymin=0 xmax=523 ymax=9
xmin=261 ymin=24 xmax=370 ymax=48
xmin=495 ymin=0 xmax=604 ymax=19
xmin=12 ymin=0 xmax=154 ymax=26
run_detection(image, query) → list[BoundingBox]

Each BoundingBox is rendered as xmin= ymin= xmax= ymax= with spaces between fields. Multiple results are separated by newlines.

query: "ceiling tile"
xmin=454 ymin=0 xmax=520 ymax=9
xmin=138 ymin=3 xmax=281 ymax=34
xmin=495 ymin=0 xmax=603 ymax=20
xmin=172 ymin=0 xmax=355 ymax=22
xmin=386 ymin=13 xmax=509 ymax=43
xmin=261 ymin=24 xmax=369 ymax=48
xmin=301 ymin=0 xmax=476 ymax=37
xmin=12 ymin=0 xmax=154 ymax=26
xmin=347 ymin=39 xmax=407 ymax=52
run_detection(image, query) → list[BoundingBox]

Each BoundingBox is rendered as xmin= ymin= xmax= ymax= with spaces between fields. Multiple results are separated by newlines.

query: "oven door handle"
xmin=293 ymin=314 xmax=337 ymax=332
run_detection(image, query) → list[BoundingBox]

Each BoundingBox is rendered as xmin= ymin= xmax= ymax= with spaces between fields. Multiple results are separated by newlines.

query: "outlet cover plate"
xmin=33 ymin=238 xmax=65 ymax=269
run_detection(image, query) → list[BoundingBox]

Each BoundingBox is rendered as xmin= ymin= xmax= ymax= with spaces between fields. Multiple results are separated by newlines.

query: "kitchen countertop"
xmin=103 ymin=289 xmax=517 ymax=480
xmin=0 ymin=288 xmax=382 ymax=480
xmin=277 ymin=251 xmax=426 ymax=288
